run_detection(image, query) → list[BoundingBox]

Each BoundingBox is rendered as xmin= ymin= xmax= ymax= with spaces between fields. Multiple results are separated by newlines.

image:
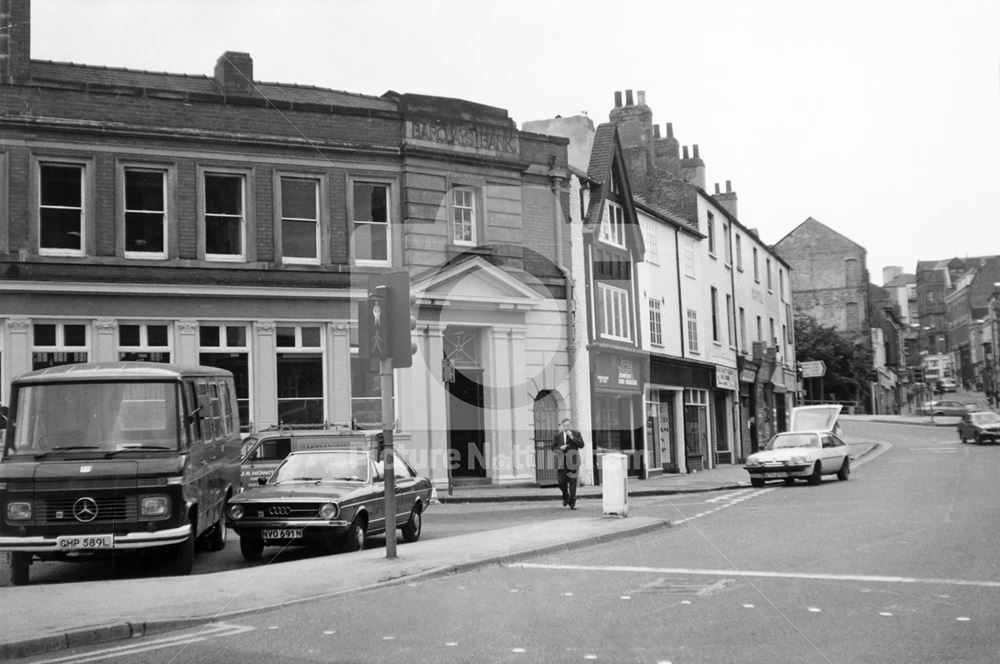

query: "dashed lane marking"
xmin=508 ymin=563 xmax=1000 ymax=589
xmin=31 ymin=623 xmax=255 ymax=664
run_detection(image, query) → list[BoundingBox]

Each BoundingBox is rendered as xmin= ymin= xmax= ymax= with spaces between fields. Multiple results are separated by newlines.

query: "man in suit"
xmin=553 ymin=417 xmax=585 ymax=509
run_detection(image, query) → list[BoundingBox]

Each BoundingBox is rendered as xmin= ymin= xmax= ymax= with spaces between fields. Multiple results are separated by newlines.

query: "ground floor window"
xmin=199 ymin=324 xmax=251 ymax=432
xmin=118 ymin=322 xmax=171 ymax=362
xmin=350 ymin=356 xmax=384 ymax=429
xmin=276 ymin=324 xmax=324 ymax=426
xmin=32 ymin=322 xmax=88 ymax=370
xmin=593 ymin=394 xmax=636 ymax=451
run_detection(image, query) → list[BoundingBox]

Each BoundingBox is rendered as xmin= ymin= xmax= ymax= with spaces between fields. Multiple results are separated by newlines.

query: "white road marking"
xmin=32 ymin=623 xmax=254 ymax=664
xmin=509 ymin=563 xmax=1000 ymax=589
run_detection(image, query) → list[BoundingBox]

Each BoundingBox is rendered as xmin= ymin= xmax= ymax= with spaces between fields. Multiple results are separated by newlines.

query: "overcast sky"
xmin=28 ymin=0 xmax=1000 ymax=282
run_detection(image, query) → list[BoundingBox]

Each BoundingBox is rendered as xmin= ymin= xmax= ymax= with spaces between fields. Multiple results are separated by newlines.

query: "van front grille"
xmin=41 ymin=496 xmax=134 ymax=523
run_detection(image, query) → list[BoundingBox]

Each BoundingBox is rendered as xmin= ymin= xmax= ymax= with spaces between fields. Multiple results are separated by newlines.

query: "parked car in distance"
xmin=958 ymin=411 xmax=1000 ymax=444
xmin=918 ymin=400 xmax=974 ymax=417
xmin=227 ymin=446 xmax=433 ymax=561
xmin=744 ymin=405 xmax=851 ymax=487
xmin=939 ymin=379 xmax=958 ymax=393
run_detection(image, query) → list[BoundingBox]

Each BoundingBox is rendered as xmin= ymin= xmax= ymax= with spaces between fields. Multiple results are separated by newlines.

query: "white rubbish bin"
xmin=601 ymin=453 xmax=628 ymax=517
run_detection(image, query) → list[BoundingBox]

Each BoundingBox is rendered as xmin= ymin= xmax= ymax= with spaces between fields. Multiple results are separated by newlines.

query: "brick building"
xmin=0 ymin=1 xmax=575 ymax=487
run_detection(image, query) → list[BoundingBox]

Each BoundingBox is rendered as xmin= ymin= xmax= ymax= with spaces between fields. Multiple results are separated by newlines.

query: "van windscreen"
xmin=7 ymin=381 xmax=182 ymax=455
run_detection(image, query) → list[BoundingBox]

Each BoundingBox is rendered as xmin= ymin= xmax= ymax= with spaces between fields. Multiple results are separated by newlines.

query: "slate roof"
xmin=29 ymin=60 xmax=397 ymax=112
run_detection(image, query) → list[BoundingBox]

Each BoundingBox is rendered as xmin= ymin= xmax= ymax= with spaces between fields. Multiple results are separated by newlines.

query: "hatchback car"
xmin=744 ymin=405 xmax=851 ymax=487
xmin=957 ymin=411 xmax=1000 ymax=444
xmin=227 ymin=447 xmax=433 ymax=561
xmin=919 ymin=400 xmax=973 ymax=417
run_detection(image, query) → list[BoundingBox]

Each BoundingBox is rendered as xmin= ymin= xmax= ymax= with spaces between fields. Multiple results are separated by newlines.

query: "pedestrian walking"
xmin=553 ymin=417 xmax=585 ymax=509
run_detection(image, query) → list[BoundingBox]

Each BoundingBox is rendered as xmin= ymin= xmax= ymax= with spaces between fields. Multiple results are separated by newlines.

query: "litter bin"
xmin=601 ymin=453 xmax=628 ymax=517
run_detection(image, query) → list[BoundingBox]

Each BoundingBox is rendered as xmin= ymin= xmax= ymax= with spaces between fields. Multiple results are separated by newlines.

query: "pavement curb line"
xmin=0 ymin=518 xmax=672 ymax=660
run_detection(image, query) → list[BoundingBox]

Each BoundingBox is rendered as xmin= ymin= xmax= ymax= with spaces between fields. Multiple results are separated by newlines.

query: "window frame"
xmin=648 ymin=298 xmax=663 ymax=346
xmin=686 ymin=309 xmax=699 ymax=354
xmin=707 ymin=212 xmax=716 ymax=256
xmin=37 ymin=159 xmax=90 ymax=258
xmin=121 ymin=165 xmax=170 ymax=260
xmin=117 ymin=322 xmax=173 ymax=363
xmin=599 ymin=201 xmax=626 ymax=249
xmin=598 ymin=282 xmax=632 ymax=342
xmin=200 ymin=168 xmax=250 ymax=262
xmin=349 ymin=177 xmax=394 ymax=267
xmin=31 ymin=321 xmax=90 ymax=369
xmin=450 ymin=186 xmax=478 ymax=247
xmin=278 ymin=174 xmax=323 ymax=265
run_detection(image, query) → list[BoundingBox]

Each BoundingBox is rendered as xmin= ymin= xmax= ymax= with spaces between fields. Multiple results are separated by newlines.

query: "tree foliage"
xmin=794 ymin=314 xmax=874 ymax=406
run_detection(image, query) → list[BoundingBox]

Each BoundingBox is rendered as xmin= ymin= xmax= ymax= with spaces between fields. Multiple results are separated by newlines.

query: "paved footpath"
xmin=1 ymin=438 xmax=881 ymax=660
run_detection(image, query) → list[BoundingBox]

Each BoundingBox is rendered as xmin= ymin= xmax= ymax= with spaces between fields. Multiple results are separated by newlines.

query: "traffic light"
xmin=359 ymin=271 xmax=417 ymax=367
xmin=912 ymin=367 xmax=924 ymax=384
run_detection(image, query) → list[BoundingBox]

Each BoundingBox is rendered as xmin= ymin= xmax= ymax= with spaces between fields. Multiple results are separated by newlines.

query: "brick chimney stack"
xmin=653 ymin=121 xmax=681 ymax=177
xmin=214 ymin=51 xmax=255 ymax=94
xmin=680 ymin=144 xmax=706 ymax=190
xmin=0 ymin=0 xmax=31 ymax=84
xmin=608 ymin=88 xmax=655 ymax=200
xmin=713 ymin=179 xmax=738 ymax=218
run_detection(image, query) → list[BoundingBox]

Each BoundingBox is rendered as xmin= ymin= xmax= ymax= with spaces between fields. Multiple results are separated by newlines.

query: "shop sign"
xmin=595 ymin=353 xmax=642 ymax=392
xmin=715 ymin=366 xmax=738 ymax=391
xmin=405 ymin=119 xmax=519 ymax=156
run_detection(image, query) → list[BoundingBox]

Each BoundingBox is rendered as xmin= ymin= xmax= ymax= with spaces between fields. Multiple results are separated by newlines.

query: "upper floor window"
xmin=281 ymin=177 xmax=320 ymax=264
xmin=753 ymin=247 xmax=760 ymax=282
xmin=451 ymin=187 xmax=476 ymax=246
xmin=124 ymin=168 xmax=166 ymax=259
xmin=686 ymin=309 xmax=699 ymax=353
xmin=39 ymin=163 xmax=84 ymax=256
xmin=726 ymin=294 xmax=735 ymax=347
xmin=642 ymin=220 xmax=659 ymax=265
xmin=707 ymin=212 xmax=716 ymax=255
xmin=204 ymin=173 xmax=245 ymax=260
xmin=779 ymin=269 xmax=786 ymax=300
xmin=739 ymin=307 xmax=747 ymax=351
xmin=756 ymin=315 xmax=763 ymax=341
xmin=649 ymin=298 xmax=663 ymax=346
xmin=766 ymin=258 xmax=773 ymax=291
xmin=352 ymin=181 xmax=390 ymax=265
xmin=600 ymin=201 xmax=625 ymax=248
xmin=723 ymin=222 xmax=732 ymax=265
xmin=599 ymin=283 xmax=632 ymax=342
xmin=683 ymin=237 xmax=696 ymax=278
xmin=735 ymin=234 xmax=743 ymax=270
xmin=711 ymin=287 xmax=720 ymax=342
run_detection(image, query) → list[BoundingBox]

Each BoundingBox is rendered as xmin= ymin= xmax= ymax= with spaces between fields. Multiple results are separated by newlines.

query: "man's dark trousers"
xmin=557 ymin=468 xmax=577 ymax=507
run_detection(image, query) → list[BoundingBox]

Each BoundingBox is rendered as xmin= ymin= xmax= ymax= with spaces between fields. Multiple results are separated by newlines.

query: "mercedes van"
xmin=0 ymin=362 xmax=241 ymax=585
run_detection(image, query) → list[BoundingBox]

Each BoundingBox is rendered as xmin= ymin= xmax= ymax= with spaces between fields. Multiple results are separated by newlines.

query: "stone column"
xmin=175 ymin=319 xmax=199 ymax=366
xmin=93 ymin=319 xmax=118 ymax=362
xmin=253 ymin=321 xmax=277 ymax=431
xmin=328 ymin=322 xmax=351 ymax=427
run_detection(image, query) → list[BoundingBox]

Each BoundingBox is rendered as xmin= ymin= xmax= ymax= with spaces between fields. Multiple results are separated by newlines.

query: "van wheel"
xmin=204 ymin=515 xmax=227 ymax=552
xmin=401 ymin=507 xmax=422 ymax=543
xmin=341 ymin=517 xmax=366 ymax=552
xmin=808 ymin=462 xmax=822 ymax=485
xmin=9 ymin=552 xmax=30 ymax=586
xmin=239 ymin=534 xmax=264 ymax=562
xmin=171 ymin=526 xmax=195 ymax=575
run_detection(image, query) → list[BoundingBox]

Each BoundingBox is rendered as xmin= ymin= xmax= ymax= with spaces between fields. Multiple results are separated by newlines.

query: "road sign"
xmin=800 ymin=360 xmax=827 ymax=378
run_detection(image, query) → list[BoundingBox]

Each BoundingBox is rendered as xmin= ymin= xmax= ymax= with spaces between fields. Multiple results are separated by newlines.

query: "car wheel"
xmin=9 ymin=552 xmax=30 ymax=586
xmin=341 ymin=517 xmax=366 ymax=553
xmin=171 ymin=525 xmax=195 ymax=575
xmin=975 ymin=433 xmax=982 ymax=445
xmin=203 ymin=514 xmax=227 ymax=552
xmin=808 ymin=462 xmax=822 ymax=485
xmin=401 ymin=506 xmax=422 ymax=543
xmin=239 ymin=534 xmax=264 ymax=562
xmin=837 ymin=457 xmax=851 ymax=481
xmin=750 ymin=477 xmax=765 ymax=488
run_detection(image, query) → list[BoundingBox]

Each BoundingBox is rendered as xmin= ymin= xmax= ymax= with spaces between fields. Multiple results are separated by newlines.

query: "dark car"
xmin=958 ymin=411 xmax=1000 ymax=444
xmin=227 ymin=447 xmax=433 ymax=561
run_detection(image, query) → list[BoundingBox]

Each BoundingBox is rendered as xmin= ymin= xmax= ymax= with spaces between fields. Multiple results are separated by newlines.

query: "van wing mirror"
xmin=257 ymin=477 xmax=267 ymax=486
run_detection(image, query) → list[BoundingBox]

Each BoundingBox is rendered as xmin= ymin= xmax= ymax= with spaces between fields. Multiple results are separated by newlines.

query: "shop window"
xmin=39 ymin=163 xmax=84 ymax=256
xmin=32 ymin=322 xmax=89 ymax=370
xmin=281 ymin=177 xmax=319 ymax=264
xmin=124 ymin=168 xmax=166 ymax=258
xmin=451 ymin=187 xmax=477 ymax=246
xmin=119 ymin=323 xmax=171 ymax=362
xmin=352 ymin=181 xmax=390 ymax=264
xmin=276 ymin=325 xmax=324 ymax=426
xmin=204 ymin=173 xmax=245 ymax=260
xmin=199 ymin=324 xmax=251 ymax=432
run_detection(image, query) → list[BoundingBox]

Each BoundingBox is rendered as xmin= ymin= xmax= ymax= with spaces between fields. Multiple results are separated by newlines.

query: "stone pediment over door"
xmin=413 ymin=257 xmax=545 ymax=312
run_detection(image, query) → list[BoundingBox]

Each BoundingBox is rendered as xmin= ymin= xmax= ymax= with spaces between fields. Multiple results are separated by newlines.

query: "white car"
xmin=744 ymin=405 xmax=851 ymax=487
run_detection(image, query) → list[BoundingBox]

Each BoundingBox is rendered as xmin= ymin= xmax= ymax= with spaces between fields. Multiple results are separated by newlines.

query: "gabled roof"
xmin=583 ymin=123 xmax=644 ymax=256
xmin=775 ymin=216 xmax=865 ymax=253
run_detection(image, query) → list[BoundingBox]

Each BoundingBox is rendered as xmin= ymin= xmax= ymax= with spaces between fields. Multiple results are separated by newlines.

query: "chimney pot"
xmin=653 ymin=124 xmax=661 ymax=139
xmin=693 ymin=144 xmax=700 ymax=159
xmin=726 ymin=180 xmax=732 ymax=193
xmin=666 ymin=122 xmax=674 ymax=139
xmin=614 ymin=91 xmax=622 ymax=108
xmin=714 ymin=183 xmax=721 ymax=194
xmin=682 ymin=146 xmax=690 ymax=159
xmin=625 ymin=89 xmax=634 ymax=106
xmin=637 ymin=90 xmax=646 ymax=105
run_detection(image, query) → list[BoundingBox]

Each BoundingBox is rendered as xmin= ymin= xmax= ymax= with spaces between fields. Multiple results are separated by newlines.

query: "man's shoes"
xmin=562 ymin=498 xmax=568 ymax=506
xmin=569 ymin=505 xmax=576 ymax=510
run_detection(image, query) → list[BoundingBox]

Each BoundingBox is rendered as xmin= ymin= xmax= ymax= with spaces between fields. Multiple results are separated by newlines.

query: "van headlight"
xmin=318 ymin=503 xmax=339 ymax=520
xmin=141 ymin=495 xmax=170 ymax=517
xmin=229 ymin=504 xmax=244 ymax=520
xmin=6 ymin=501 xmax=31 ymax=520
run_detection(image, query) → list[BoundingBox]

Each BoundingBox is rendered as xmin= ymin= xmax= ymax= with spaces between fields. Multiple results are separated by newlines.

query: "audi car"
xmin=958 ymin=411 xmax=1000 ymax=444
xmin=226 ymin=447 xmax=433 ymax=561
xmin=744 ymin=405 xmax=851 ymax=487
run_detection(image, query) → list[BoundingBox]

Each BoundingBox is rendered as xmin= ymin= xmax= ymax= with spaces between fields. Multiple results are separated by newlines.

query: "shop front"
xmin=592 ymin=350 xmax=646 ymax=482
xmin=648 ymin=355 xmax=713 ymax=473
xmin=738 ymin=355 xmax=760 ymax=456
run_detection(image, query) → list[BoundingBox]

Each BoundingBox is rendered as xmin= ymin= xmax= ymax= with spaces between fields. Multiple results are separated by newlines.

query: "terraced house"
xmin=0 ymin=1 xmax=576 ymax=488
